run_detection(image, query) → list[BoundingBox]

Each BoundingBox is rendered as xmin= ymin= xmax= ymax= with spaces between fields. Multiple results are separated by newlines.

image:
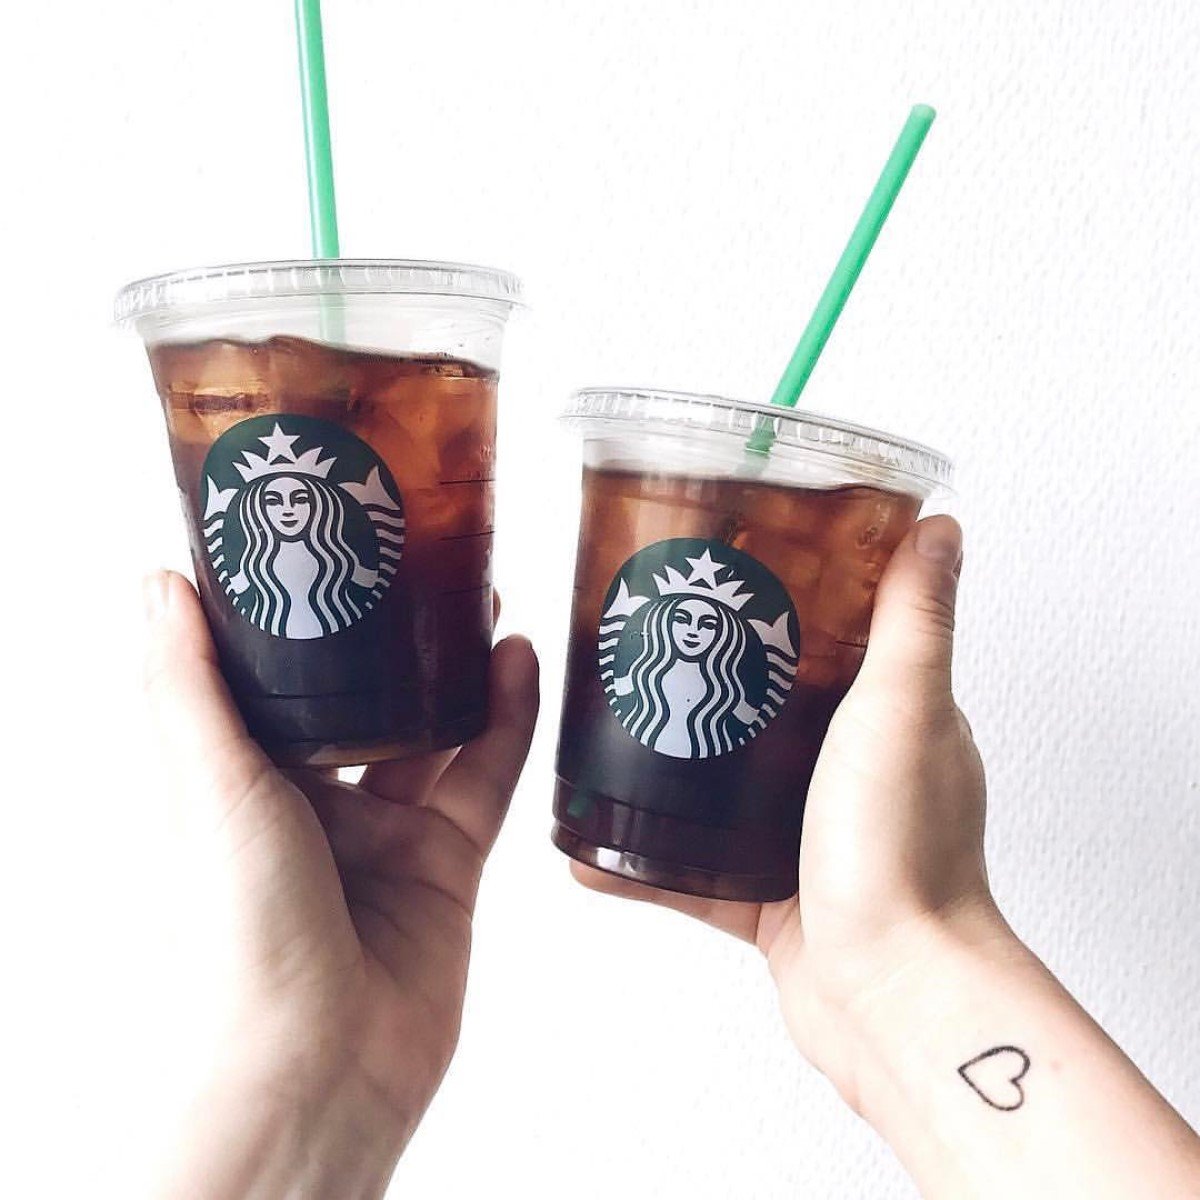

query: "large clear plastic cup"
xmin=553 ymin=388 xmax=953 ymax=902
xmin=117 ymin=259 xmax=520 ymax=767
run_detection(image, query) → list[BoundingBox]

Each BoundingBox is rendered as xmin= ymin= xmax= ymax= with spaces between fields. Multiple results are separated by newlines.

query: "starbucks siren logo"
xmin=200 ymin=415 xmax=405 ymax=639
xmin=599 ymin=538 xmax=800 ymax=759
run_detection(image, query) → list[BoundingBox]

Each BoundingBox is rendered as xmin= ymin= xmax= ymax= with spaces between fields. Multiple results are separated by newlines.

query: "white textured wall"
xmin=5 ymin=1 xmax=1197 ymax=1196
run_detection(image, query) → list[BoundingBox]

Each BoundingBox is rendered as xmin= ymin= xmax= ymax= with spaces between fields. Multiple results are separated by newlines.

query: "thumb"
xmin=855 ymin=515 xmax=963 ymax=703
xmin=142 ymin=571 xmax=355 ymax=985
xmin=142 ymin=570 xmax=273 ymax=811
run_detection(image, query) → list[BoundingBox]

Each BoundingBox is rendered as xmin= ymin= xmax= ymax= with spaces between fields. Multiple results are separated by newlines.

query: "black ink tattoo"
xmin=957 ymin=1045 xmax=1031 ymax=1111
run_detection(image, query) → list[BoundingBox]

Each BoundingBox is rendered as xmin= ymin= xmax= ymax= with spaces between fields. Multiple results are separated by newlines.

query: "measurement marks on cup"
xmin=433 ymin=477 xmax=494 ymax=542
xmin=428 ymin=477 xmax=494 ymax=598
xmin=416 ymin=476 xmax=495 ymax=606
xmin=438 ymin=528 xmax=494 ymax=542
xmin=432 ymin=476 xmax=494 ymax=547
xmin=441 ymin=583 xmax=493 ymax=597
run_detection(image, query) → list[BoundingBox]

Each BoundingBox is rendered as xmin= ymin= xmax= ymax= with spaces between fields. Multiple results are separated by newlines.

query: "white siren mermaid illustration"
xmin=599 ymin=543 xmax=800 ymax=759
xmin=200 ymin=420 xmax=405 ymax=639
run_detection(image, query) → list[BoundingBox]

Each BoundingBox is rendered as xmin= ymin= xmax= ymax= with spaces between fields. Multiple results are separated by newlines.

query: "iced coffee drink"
xmin=553 ymin=388 xmax=951 ymax=901
xmin=118 ymin=260 xmax=520 ymax=766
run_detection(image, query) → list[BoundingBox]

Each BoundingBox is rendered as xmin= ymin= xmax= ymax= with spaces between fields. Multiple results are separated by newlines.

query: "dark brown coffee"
xmin=150 ymin=335 xmax=497 ymax=766
xmin=553 ymin=465 xmax=920 ymax=901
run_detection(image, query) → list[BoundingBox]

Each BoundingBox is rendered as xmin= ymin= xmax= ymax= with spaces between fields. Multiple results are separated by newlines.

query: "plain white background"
xmin=4 ymin=1 xmax=1197 ymax=1196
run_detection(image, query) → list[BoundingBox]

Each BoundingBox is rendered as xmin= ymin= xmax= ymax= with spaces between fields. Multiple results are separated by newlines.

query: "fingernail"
xmin=915 ymin=521 xmax=963 ymax=570
xmin=143 ymin=572 xmax=169 ymax=622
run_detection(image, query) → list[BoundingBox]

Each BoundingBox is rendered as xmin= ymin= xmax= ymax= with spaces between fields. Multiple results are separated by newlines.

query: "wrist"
xmin=841 ymin=902 xmax=1031 ymax=1106
xmin=158 ymin=1038 xmax=408 ymax=1200
xmin=791 ymin=902 xmax=1200 ymax=1200
xmin=783 ymin=897 xmax=1028 ymax=1115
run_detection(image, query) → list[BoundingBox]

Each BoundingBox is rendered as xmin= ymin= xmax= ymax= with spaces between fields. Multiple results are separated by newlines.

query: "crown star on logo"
xmin=652 ymin=549 xmax=755 ymax=611
xmin=233 ymin=422 xmax=337 ymax=483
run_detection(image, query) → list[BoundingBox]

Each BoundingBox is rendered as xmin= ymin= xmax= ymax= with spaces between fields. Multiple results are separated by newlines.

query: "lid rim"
xmin=562 ymin=387 xmax=954 ymax=490
xmin=114 ymin=258 xmax=524 ymax=326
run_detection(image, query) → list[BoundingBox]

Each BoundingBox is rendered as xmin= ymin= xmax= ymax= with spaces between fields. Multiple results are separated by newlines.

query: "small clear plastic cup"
xmin=553 ymin=388 xmax=952 ymax=901
xmin=117 ymin=259 xmax=521 ymax=766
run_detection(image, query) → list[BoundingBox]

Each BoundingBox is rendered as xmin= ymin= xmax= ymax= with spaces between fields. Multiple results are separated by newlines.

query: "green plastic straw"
xmin=294 ymin=0 xmax=340 ymax=258
xmin=747 ymin=104 xmax=935 ymax=454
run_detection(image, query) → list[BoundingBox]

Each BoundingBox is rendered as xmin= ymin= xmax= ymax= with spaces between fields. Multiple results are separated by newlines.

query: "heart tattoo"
xmin=957 ymin=1045 xmax=1031 ymax=1111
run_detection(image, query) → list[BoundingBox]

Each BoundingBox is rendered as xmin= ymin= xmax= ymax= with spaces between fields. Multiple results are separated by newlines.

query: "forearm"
xmin=155 ymin=1052 xmax=404 ymax=1200
xmin=843 ymin=913 xmax=1200 ymax=1199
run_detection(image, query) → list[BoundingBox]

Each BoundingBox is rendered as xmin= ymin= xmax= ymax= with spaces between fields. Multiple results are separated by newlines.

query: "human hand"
xmin=143 ymin=571 xmax=538 ymax=1197
xmin=573 ymin=516 xmax=1006 ymax=1104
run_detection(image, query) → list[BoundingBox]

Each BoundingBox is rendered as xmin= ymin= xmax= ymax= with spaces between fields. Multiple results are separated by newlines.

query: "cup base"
xmin=551 ymin=822 xmax=797 ymax=903
xmin=263 ymin=711 xmax=487 ymax=769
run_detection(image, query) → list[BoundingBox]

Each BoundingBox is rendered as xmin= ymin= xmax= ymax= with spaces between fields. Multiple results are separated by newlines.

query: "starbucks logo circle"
xmin=200 ymin=415 xmax=405 ymax=639
xmin=599 ymin=538 xmax=800 ymax=759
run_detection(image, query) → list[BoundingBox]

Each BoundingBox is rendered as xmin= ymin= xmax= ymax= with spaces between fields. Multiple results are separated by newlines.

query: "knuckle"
xmin=208 ymin=752 xmax=280 ymax=836
xmin=954 ymin=706 xmax=977 ymax=743
xmin=906 ymin=588 xmax=957 ymax=638
xmin=142 ymin=649 xmax=179 ymax=706
xmin=836 ymin=689 xmax=956 ymax=743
